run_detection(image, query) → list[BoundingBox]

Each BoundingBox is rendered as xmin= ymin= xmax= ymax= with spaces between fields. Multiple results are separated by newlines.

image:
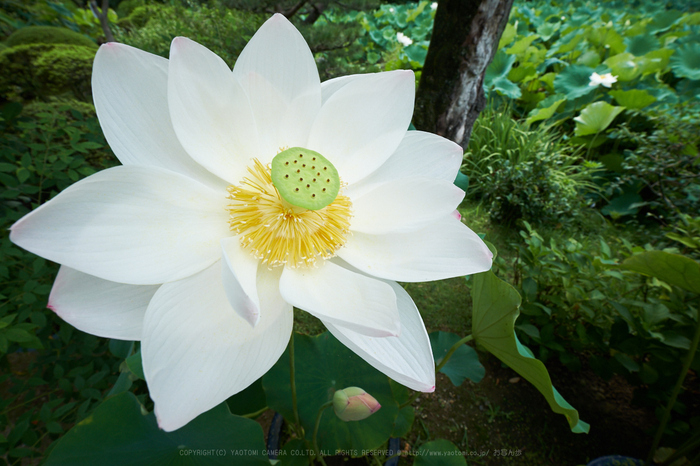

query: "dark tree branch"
xmin=279 ymin=0 xmax=308 ymax=18
xmin=89 ymin=0 xmax=115 ymax=43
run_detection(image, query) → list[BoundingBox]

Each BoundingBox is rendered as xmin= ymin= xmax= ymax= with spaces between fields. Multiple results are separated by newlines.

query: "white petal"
xmin=92 ymin=43 xmax=225 ymax=189
xmin=319 ymin=74 xmax=358 ymax=104
xmin=350 ymin=177 xmax=464 ymax=234
xmin=221 ymin=237 xmax=260 ymax=326
xmin=338 ymin=216 xmax=492 ymax=282
xmin=48 ymin=266 xmax=157 ymax=341
xmin=143 ymin=262 xmax=292 ymax=432
xmin=10 ymin=166 xmax=230 ymax=285
xmin=308 ymin=70 xmax=415 ymax=185
xmin=232 ymin=14 xmax=321 ymax=158
xmin=325 ymin=280 xmax=435 ymax=392
xmin=346 ymin=130 xmax=463 ymax=199
xmin=279 ymin=261 xmax=400 ymax=337
xmin=168 ymin=37 xmax=259 ymax=184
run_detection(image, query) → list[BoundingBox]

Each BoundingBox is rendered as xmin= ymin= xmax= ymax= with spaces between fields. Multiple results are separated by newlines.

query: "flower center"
xmin=226 ymin=149 xmax=352 ymax=268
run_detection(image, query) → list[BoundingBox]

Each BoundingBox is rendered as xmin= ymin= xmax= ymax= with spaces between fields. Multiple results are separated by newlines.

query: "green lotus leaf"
xmin=471 ymin=270 xmax=589 ymax=433
xmin=508 ymin=64 xmax=537 ymax=83
xmin=44 ymin=393 xmax=268 ymax=466
xmin=537 ymin=22 xmax=560 ymax=42
xmin=488 ymin=76 xmax=522 ymax=99
xmin=680 ymin=12 xmax=700 ymax=26
xmin=574 ymin=101 xmax=625 ymax=136
xmin=626 ymin=34 xmax=659 ymax=56
xmin=621 ymin=251 xmax=700 ymax=294
xmin=609 ymin=89 xmax=657 ymax=109
xmin=577 ymin=50 xmax=601 ymax=67
xmin=671 ymin=43 xmax=700 ymax=80
xmin=553 ymin=65 xmax=597 ymax=99
xmin=405 ymin=44 xmax=428 ymax=65
xmin=601 ymin=190 xmax=644 ymax=218
xmin=485 ymin=50 xmax=516 ymax=82
xmin=549 ymin=30 xmax=584 ymax=55
xmin=647 ymin=9 xmax=683 ymax=33
xmin=506 ymin=35 xmax=539 ymax=55
xmin=430 ymin=331 xmax=485 ymax=386
xmin=525 ymin=95 xmax=566 ymax=126
xmin=585 ymin=26 xmax=625 ymax=54
xmin=415 ymin=440 xmax=467 ymax=466
xmin=604 ymin=52 xmax=640 ymax=81
xmin=498 ymin=22 xmax=517 ymax=50
xmin=262 ymin=332 xmax=399 ymax=453
xmin=637 ymin=48 xmax=675 ymax=76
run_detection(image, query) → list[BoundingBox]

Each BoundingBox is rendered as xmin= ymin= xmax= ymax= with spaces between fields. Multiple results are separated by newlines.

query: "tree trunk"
xmin=414 ymin=0 xmax=514 ymax=148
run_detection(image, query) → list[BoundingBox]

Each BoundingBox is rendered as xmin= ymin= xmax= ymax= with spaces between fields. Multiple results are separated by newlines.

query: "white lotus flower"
xmin=10 ymin=15 xmax=492 ymax=431
xmin=396 ymin=32 xmax=413 ymax=47
xmin=588 ymin=72 xmax=617 ymax=88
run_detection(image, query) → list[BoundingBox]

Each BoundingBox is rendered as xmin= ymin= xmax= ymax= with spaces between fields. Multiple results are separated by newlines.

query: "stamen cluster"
xmin=227 ymin=159 xmax=352 ymax=268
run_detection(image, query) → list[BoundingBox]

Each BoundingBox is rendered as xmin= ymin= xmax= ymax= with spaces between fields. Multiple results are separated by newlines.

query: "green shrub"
xmin=4 ymin=25 xmax=96 ymax=49
xmin=0 ymin=43 xmax=95 ymax=101
xmin=116 ymin=0 xmax=145 ymax=19
xmin=0 ymin=100 xmax=122 ymax=459
xmin=463 ymin=107 xmax=603 ymax=226
xmin=506 ymin=222 xmax=700 ymax=441
xmin=606 ymin=105 xmax=700 ymax=225
xmin=116 ymin=3 xmax=264 ymax=65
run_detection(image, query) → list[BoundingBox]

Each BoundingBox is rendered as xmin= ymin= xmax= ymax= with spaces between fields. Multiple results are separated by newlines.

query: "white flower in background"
xmin=431 ymin=2 xmax=438 ymax=10
xmin=10 ymin=14 xmax=492 ymax=431
xmin=589 ymin=72 xmax=618 ymax=88
xmin=389 ymin=7 xmax=395 ymax=13
xmin=396 ymin=32 xmax=413 ymax=47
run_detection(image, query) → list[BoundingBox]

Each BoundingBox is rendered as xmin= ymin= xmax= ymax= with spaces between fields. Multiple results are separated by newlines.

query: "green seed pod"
xmin=270 ymin=147 xmax=340 ymax=211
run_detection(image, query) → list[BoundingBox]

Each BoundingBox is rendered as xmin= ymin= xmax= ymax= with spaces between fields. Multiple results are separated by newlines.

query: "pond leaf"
xmin=620 ymin=251 xmax=700 ymax=294
xmin=574 ymin=102 xmax=625 ymax=136
xmin=262 ymin=332 xmax=399 ymax=453
xmin=609 ymin=89 xmax=657 ymax=109
xmin=625 ymin=34 xmax=659 ymax=56
xmin=670 ymin=43 xmax=700 ymax=80
xmin=498 ymin=22 xmax=517 ymax=50
xmin=604 ymin=53 xmax=640 ymax=81
xmin=44 ymin=392 xmax=268 ymax=465
xmin=637 ymin=48 xmax=675 ymax=76
xmin=226 ymin=377 xmax=267 ymax=417
xmin=601 ymin=189 xmax=643 ymax=218
xmin=506 ymin=35 xmax=539 ymax=55
xmin=525 ymin=95 xmax=566 ymax=126
xmin=537 ymin=22 xmax=560 ymax=42
xmin=484 ymin=51 xmax=521 ymax=98
xmin=414 ymin=439 xmax=467 ymax=466
xmin=553 ymin=65 xmax=597 ymax=99
xmin=471 ymin=270 xmax=589 ymax=433
xmin=429 ymin=331 xmax=485 ymax=386
xmin=125 ymin=350 xmax=144 ymax=380
xmin=485 ymin=50 xmax=516 ymax=81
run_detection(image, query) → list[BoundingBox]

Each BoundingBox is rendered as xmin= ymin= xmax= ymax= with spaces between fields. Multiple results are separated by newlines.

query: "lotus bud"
xmin=332 ymin=387 xmax=381 ymax=421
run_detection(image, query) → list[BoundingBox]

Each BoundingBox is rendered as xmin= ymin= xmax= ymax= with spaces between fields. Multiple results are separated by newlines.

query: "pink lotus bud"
xmin=332 ymin=387 xmax=381 ymax=421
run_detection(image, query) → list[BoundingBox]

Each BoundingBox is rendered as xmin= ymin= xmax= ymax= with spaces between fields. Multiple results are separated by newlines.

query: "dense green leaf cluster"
xmin=0 ymin=101 xmax=122 ymax=461
xmin=463 ymin=106 xmax=603 ymax=227
xmin=507 ymin=222 xmax=699 ymax=439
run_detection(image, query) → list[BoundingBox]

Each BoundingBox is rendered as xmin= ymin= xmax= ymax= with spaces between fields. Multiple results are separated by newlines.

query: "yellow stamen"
xmin=226 ymin=159 xmax=352 ymax=268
